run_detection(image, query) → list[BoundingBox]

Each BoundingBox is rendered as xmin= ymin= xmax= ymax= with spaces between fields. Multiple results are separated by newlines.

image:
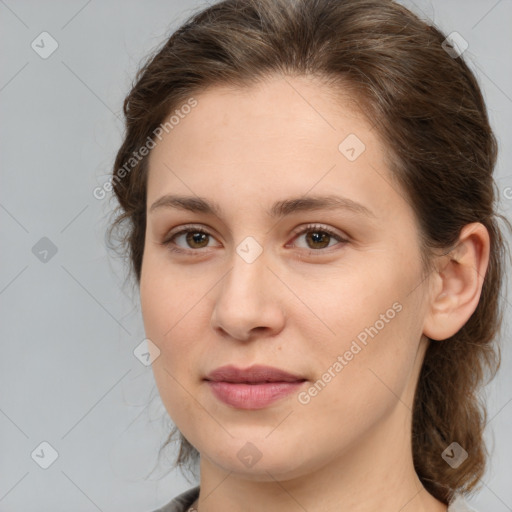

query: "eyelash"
xmin=161 ymin=223 xmax=349 ymax=257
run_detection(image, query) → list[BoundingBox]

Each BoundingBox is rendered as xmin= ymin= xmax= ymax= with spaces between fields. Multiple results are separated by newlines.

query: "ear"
xmin=422 ymin=222 xmax=490 ymax=341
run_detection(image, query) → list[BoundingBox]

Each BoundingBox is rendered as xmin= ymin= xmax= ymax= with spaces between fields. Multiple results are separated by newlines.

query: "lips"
xmin=204 ymin=365 xmax=307 ymax=409
xmin=204 ymin=364 xmax=306 ymax=384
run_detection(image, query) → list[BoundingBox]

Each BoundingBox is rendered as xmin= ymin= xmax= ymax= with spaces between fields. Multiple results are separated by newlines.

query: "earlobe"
xmin=422 ymin=222 xmax=490 ymax=341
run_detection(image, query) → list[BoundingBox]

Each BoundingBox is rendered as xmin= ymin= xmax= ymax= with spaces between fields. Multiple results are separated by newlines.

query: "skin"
xmin=140 ymin=74 xmax=490 ymax=512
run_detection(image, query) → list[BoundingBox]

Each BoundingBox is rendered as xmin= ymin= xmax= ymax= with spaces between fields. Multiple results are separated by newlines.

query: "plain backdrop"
xmin=0 ymin=0 xmax=511 ymax=510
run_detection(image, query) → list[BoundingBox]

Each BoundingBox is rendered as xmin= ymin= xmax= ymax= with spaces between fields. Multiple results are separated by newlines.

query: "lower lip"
xmin=206 ymin=380 xmax=306 ymax=409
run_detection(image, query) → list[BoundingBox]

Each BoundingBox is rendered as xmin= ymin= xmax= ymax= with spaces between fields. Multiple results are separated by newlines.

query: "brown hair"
xmin=107 ymin=0 xmax=511 ymax=504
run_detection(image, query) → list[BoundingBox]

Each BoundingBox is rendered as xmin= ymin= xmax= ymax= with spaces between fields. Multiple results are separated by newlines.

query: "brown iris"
xmin=306 ymin=231 xmax=331 ymax=249
xmin=186 ymin=231 xmax=209 ymax=248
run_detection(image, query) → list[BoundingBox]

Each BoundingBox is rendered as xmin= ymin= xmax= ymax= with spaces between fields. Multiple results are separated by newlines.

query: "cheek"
xmin=140 ymin=251 xmax=193 ymax=341
xmin=298 ymin=253 xmax=424 ymax=400
xmin=142 ymin=281 xmax=202 ymax=426
xmin=293 ymin=255 xmax=409 ymax=342
xmin=292 ymin=309 xmax=421 ymax=464
xmin=140 ymin=264 xmax=191 ymax=410
xmin=140 ymin=253 xmax=209 ymax=383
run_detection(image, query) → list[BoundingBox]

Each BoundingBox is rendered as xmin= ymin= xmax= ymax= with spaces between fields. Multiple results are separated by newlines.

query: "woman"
xmin=107 ymin=0 xmax=511 ymax=511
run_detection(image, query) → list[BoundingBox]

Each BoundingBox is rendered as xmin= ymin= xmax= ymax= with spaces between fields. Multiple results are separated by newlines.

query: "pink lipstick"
xmin=204 ymin=364 xmax=307 ymax=410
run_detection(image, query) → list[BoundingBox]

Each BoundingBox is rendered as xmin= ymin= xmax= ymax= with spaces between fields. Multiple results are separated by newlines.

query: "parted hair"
xmin=107 ymin=0 xmax=511 ymax=504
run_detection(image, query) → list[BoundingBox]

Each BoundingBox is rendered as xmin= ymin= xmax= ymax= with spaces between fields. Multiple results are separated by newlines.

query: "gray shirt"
xmin=149 ymin=486 xmax=478 ymax=512
xmin=149 ymin=486 xmax=199 ymax=512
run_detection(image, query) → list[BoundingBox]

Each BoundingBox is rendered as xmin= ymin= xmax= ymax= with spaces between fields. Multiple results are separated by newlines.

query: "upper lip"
xmin=205 ymin=364 xmax=306 ymax=383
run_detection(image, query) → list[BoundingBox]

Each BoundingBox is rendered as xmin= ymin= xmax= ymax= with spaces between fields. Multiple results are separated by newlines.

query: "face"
xmin=140 ymin=75 xmax=432 ymax=480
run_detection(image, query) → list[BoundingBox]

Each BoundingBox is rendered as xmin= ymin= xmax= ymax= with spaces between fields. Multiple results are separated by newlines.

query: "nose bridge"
xmin=211 ymin=239 xmax=285 ymax=339
xmin=222 ymin=240 xmax=269 ymax=304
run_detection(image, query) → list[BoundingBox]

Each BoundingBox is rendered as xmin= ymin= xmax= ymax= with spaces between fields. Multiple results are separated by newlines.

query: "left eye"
xmin=292 ymin=225 xmax=347 ymax=251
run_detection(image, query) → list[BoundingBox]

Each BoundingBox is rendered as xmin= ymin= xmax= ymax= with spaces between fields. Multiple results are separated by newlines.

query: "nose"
xmin=210 ymin=249 xmax=286 ymax=342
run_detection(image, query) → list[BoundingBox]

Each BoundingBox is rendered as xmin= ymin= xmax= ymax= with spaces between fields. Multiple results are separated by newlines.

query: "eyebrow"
xmin=149 ymin=193 xmax=376 ymax=219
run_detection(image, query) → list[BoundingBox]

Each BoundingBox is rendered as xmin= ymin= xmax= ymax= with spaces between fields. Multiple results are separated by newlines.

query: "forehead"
xmin=146 ymin=75 xmax=406 ymax=225
xmin=150 ymin=74 xmax=371 ymax=156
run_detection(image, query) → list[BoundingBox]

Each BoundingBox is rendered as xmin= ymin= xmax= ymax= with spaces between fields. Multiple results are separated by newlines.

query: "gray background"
xmin=0 ymin=0 xmax=510 ymax=510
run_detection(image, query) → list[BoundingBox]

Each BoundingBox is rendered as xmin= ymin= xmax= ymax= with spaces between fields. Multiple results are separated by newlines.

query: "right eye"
xmin=161 ymin=225 xmax=221 ymax=254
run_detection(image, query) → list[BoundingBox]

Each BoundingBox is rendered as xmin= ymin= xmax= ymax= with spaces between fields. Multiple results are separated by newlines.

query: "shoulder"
xmin=146 ymin=486 xmax=200 ymax=512
xmin=447 ymin=494 xmax=479 ymax=512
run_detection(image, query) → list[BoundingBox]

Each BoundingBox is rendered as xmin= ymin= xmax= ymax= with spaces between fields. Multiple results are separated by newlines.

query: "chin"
xmin=200 ymin=437 xmax=316 ymax=480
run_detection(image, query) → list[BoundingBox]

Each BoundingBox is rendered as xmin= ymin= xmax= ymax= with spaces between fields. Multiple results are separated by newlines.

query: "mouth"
xmin=204 ymin=364 xmax=307 ymax=409
xmin=204 ymin=364 xmax=306 ymax=384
